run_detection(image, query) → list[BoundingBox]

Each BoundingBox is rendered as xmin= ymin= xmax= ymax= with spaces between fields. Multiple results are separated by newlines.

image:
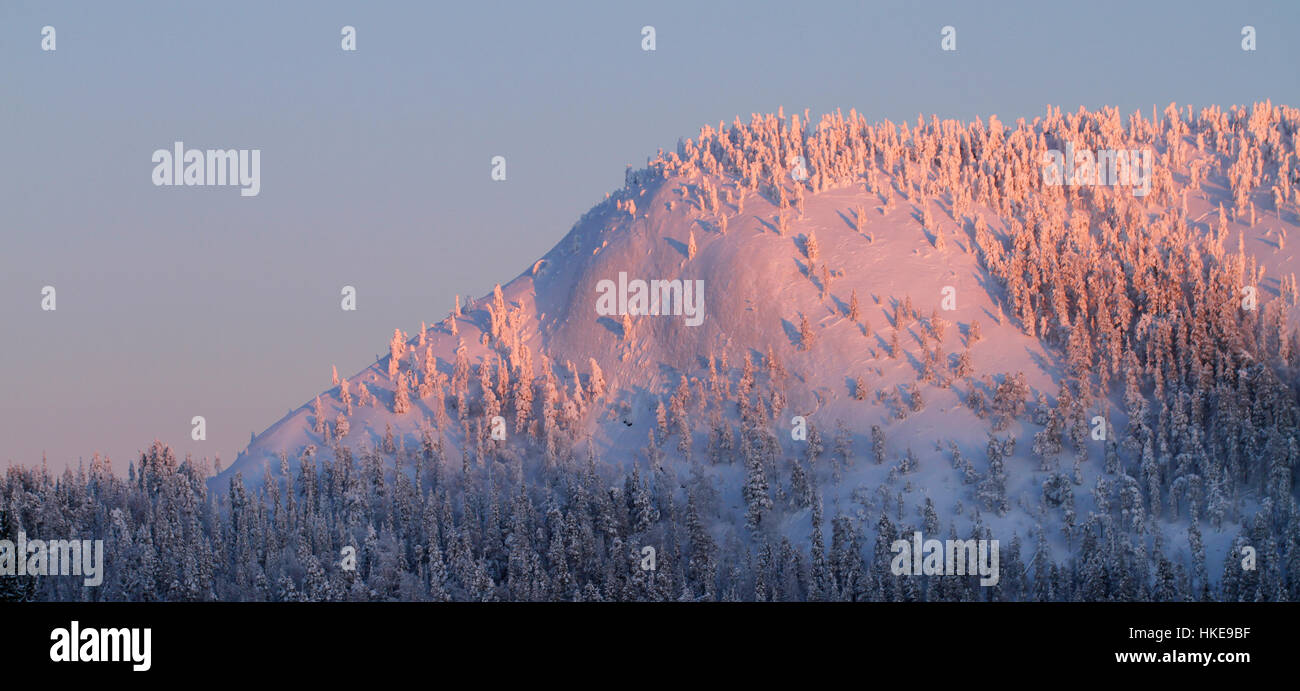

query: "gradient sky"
xmin=2 ymin=0 xmax=1297 ymax=473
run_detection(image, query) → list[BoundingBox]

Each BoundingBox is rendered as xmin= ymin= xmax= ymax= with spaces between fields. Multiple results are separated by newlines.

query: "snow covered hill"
xmin=214 ymin=102 xmax=1300 ymax=601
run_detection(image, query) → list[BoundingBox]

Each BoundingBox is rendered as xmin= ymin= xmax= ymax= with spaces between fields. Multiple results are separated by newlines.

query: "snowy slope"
xmin=218 ymin=104 xmax=1300 ymax=583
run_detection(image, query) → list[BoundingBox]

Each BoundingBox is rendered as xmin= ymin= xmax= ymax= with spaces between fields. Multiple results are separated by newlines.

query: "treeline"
xmin=2 ymin=423 xmax=1296 ymax=602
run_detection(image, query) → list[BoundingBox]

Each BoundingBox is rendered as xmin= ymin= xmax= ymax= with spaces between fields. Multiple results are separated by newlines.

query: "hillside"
xmin=198 ymin=102 xmax=1300 ymax=601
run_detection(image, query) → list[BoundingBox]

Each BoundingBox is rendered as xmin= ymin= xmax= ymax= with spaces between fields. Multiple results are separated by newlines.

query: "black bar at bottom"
xmin=0 ymin=602 xmax=1289 ymax=679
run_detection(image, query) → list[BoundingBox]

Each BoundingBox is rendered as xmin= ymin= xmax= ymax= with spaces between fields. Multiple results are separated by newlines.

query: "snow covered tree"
xmin=312 ymin=396 xmax=326 ymax=435
xmin=979 ymin=437 xmax=1010 ymax=516
xmin=799 ymin=314 xmax=816 ymax=350
xmin=871 ymin=425 xmax=886 ymax=465
xmin=340 ymin=378 xmax=352 ymax=414
xmin=587 ymin=358 xmax=606 ymax=399
xmin=805 ymin=230 xmax=820 ymax=264
xmin=907 ymin=384 xmax=924 ymax=413
xmin=743 ymin=448 xmax=773 ymax=529
xmin=991 ymin=372 xmax=1028 ymax=431
xmin=393 ymin=372 xmax=411 ymax=414
xmin=388 ymin=329 xmax=406 ymax=380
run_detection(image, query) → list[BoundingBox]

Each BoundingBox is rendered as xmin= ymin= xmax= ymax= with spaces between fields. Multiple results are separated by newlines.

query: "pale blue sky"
xmin=2 ymin=0 xmax=1297 ymax=472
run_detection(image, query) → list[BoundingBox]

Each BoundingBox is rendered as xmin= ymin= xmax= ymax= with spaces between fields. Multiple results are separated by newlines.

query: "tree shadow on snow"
xmin=780 ymin=318 xmax=803 ymax=349
xmin=597 ymin=316 xmax=624 ymax=337
xmin=666 ymin=237 xmax=689 ymax=258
